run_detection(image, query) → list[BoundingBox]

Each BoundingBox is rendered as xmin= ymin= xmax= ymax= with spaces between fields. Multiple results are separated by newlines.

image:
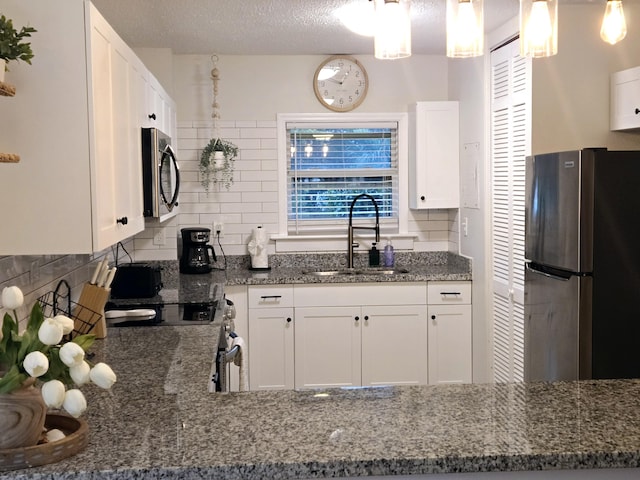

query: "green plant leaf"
xmin=72 ymin=334 xmax=95 ymax=351
xmin=0 ymin=364 xmax=27 ymax=394
xmin=26 ymin=301 xmax=44 ymax=333
xmin=0 ymin=312 xmax=19 ymax=366
xmin=0 ymin=15 xmax=37 ymax=66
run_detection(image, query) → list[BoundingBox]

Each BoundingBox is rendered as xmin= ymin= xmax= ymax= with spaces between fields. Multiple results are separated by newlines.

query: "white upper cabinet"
xmin=0 ymin=0 xmax=173 ymax=254
xmin=611 ymin=67 xmax=640 ymax=131
xmin=145 ymin=74 xmax=177 ymax=138
xmin=408 ymin=101 xmax=460 ymax=209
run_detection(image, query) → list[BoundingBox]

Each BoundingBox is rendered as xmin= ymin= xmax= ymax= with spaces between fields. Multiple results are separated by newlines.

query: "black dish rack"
xmin=37 ymin=280 xmax=102 ymax=339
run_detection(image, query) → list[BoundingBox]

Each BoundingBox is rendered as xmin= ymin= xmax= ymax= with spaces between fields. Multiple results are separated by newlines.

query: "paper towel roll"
xmin=248 ymin=226 xmax=269 ymax=268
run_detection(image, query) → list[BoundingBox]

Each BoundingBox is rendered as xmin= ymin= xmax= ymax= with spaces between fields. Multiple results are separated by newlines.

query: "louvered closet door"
xmin=490 ymin=39 xmax=531 ymax=383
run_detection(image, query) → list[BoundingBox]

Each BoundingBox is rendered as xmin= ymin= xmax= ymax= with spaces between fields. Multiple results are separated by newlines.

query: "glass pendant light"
xmin=373 ymin=0 xmax=412 ymax=59
xmin=446 ymin=0 xmax=484 ymax=57
xmin=520 ymin=0 xmax=558 ymax=57
xmin=600 ymin=0 xmax=627 ymax=45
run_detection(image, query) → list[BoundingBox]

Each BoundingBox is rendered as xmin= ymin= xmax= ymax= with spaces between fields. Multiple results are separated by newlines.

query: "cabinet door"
xmin=248 ymin=307 xmax=294 ymax=390
xmin=428 ymin=304 xmax=472 ymax=384
xmin=408 ymin=101 xmax=460 ymax=209
xmin=294 ymin=306 xmax=361 ymax=389
xmin=610 ymin=67 xmax=640 ymax=131
xmin=89 ymin=6 xmax=145 ymax=250
xmin=361 ymin=305 xmax=428 ymax=386
xmin=146 ymin=74 xmax=176 ymax=138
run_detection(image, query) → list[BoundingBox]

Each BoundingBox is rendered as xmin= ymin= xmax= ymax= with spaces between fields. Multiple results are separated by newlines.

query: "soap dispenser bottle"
xmin=369 ymin=243 xmax=380 ymax=267
xmin=383 ymin=238 xmax=394 ymax=267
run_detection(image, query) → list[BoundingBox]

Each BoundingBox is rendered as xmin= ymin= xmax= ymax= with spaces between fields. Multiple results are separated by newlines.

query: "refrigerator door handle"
xmin=525 ymin=262 xmax=572 ymax=282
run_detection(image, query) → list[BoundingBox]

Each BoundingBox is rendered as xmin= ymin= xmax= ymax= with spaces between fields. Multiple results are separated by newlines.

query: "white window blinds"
xmin=286 ymin=121 xmax=399 ymax=235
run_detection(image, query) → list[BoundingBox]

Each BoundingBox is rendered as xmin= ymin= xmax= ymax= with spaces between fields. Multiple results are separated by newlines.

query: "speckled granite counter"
xmin=110 ymin=252 xmax=472 ymax=310
xmin=3 ymin=323 xmax=640 ymax=479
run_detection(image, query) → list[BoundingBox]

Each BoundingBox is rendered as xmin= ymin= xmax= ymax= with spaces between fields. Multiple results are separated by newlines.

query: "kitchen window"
xmin=278 ymin=114 xmax=407 ymax=239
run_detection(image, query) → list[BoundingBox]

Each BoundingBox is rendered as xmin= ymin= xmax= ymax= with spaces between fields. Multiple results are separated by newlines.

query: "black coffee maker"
xmin=180 ymin=228 xmax=217 ymax=274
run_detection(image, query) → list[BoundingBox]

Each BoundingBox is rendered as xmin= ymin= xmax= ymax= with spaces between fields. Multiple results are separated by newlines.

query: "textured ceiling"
xmin=90 ymin=0 xmax=523 ymax=56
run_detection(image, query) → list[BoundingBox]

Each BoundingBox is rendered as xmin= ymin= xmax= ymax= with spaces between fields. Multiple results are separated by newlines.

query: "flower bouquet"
xmin=0 ymin=286 xmax=116 ymax=450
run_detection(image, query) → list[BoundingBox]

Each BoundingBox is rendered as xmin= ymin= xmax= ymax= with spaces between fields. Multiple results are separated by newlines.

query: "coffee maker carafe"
xmin=180 ymin=228 xmax=217 ymax=274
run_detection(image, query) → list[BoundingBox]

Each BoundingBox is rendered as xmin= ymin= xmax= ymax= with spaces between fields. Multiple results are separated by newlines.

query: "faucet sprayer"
xmin=347 ymin=193 xmax=380 ymax=269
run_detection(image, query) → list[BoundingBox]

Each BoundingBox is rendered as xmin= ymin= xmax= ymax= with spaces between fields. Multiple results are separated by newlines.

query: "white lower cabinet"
xmin=294 ymin=306 xmax=362 ymax=389
xmin=248 ymin=286 xmax=295 ymax=391
xmin=361 ymin=305 xmax=429 ymax=386
xmin=293 ymin=283 xmax=429 ymax=390
xmin=246 ymin=281 xmax=471 ymax=391
xmin=294 ymin=304 xmax=429 ymax=389
xmin=427 ymin=282 xmax=473 ymax=384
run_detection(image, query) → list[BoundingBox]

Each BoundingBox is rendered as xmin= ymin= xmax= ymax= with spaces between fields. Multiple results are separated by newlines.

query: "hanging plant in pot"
xmin=200 ymin=137 xmax=239 ymax=192
xmin=200 ymin=55 xmax=239 ymax=193
xmin=0 ymin=15 xmax=37 ymax=82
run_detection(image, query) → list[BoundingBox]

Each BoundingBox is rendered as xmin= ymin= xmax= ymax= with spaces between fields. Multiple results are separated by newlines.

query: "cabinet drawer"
xmin=248 ymin=286 xmax=294 ymax=308
xmin=294 ymin=283 xmax=427 ymax=307
xmin=427 ymin=281 xmax=471 ymax=305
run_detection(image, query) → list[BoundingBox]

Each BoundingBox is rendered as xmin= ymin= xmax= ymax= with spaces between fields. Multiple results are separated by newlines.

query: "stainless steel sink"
xmin=303 ymin=267 xmax=409 ymax=276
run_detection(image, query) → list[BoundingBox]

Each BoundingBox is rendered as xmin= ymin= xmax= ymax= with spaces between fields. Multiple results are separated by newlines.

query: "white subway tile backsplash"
xmin=130 ymin=118 xmax=460 ymax=260
xmin=241 ymin=128 xmax=277 ymax=139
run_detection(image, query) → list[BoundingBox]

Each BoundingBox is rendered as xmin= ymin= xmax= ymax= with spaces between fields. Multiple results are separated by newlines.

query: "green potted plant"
xmin=0 ymin=15 xmax=37 ymax=80
xmin=200 ymin=137 xmax=239 ymax=192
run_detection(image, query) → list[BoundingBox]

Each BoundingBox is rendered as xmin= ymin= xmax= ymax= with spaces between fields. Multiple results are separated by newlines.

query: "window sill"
xmin=272 ymin=234 xmax=417 ymax=253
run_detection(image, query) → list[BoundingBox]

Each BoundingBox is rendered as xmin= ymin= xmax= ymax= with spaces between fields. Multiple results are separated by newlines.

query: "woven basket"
xmin=0 ymin=414 xmax=89 ymax=472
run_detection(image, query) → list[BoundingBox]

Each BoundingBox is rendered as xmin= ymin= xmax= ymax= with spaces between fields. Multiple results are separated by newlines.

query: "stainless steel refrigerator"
xmin=524 ymin=148 xmax=640 ymax=381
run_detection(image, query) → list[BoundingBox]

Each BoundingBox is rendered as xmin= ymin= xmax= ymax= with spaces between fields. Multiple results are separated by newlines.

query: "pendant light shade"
xmin=600 ymin=0 xmax=627 ymax=45
xmin=520 ymin=0 xmax=558 ymax=58
xmin=446 ymin=0 xmax=484 ymax=57
xmin=373 ymin=0 xmax=412 ymax=59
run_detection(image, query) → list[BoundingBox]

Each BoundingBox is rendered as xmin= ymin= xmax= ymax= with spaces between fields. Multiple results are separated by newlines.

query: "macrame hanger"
xmin=211 ymin=54 xmax=221 ymax=141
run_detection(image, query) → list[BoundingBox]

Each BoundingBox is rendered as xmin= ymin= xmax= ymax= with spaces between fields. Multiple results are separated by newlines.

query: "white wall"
xmin=449 ymin=54 xmax=489 ymax=383
xmin=532 ymin=3 xmax=640 ymax=153
xmin=134 ymin=54 xmax=461 ymax=260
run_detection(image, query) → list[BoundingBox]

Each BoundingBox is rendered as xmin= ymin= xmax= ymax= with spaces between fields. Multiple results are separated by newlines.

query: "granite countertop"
xmin=110 ymin=252 xmax=472 ymax=309
xmin=3 ymin=323 xmax=640 ymax=479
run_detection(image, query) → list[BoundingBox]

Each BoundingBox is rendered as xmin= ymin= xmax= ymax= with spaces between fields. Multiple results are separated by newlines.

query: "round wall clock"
xmin=313 ymin=55 xmax=368 ymax=112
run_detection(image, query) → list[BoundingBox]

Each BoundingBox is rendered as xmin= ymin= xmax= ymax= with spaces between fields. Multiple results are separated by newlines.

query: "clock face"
xmin=313 ymin=56 xmax=368 ymax=112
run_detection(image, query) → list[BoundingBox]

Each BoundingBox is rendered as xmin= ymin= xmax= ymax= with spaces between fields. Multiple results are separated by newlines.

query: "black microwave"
xmin=141 ymin=127 xmax=180 ymax=221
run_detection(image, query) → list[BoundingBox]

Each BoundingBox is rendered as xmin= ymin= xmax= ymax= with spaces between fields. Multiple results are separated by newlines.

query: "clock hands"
xmin=326 ymin=70 xmax=350 ymax=86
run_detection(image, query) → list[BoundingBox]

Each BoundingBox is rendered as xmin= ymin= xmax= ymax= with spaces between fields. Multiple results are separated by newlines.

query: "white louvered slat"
xmin=490 ymin=37 xmax=531 ymax=383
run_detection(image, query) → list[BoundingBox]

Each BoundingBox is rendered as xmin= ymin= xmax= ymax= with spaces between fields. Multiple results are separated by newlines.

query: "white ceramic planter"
xmin=0 ymin=59 xmax=6 ymax=83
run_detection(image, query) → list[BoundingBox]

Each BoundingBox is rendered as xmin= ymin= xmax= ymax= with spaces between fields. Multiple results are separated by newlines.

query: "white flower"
xmin=38 ymin=317 xmax=64 ymax=346
xmin=23 ymin=351 xmax=49 ymax=377
xmin=89 ymin=362 xmax=117 ymax=389
xmin=53 ymin=314 xmax=75 ymax=335
xmin=69 ymin=361 xmax=91 ymax=385
xmin=62 ymin=389 xmax=87 ymax=418
xmin=41 ymin=380 xmax=66 ymax=408
xmin=45 ymin=429 xmax=66 ymax=442
xmin=2 ymin=286 xmax=24 ymax=310
xmin=59 ymin=342 xmax=85 ymax=367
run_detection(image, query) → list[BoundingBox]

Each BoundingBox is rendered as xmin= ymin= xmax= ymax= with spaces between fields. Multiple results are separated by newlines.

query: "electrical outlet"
xmin=214 ymin=222 xmax=224 ymax=238
xmin=153 ymin=228 xmax=166 ymax=246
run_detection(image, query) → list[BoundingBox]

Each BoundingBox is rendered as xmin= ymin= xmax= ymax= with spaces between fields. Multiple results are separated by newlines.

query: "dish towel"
xmin=232 ymin=336 xmax=249 ymax=392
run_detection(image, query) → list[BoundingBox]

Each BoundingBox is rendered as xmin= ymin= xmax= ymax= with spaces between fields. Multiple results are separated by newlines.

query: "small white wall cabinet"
xmin=248 ymin=286 xmax=295 ymax=391
xmin=0 ymin=0 xmax=146 ymax=254
xmin=145 ymin=73 xmax=177 ymax=138
xmin=427 ymin=281 xmax=472 ymax=384
xmin=610 ymin=67 xmax=640 ymax=131
xmin=408 ymin=101 xmax=460 ymax=209
xmin=294 ymin=283 xmax=429 ymax=389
